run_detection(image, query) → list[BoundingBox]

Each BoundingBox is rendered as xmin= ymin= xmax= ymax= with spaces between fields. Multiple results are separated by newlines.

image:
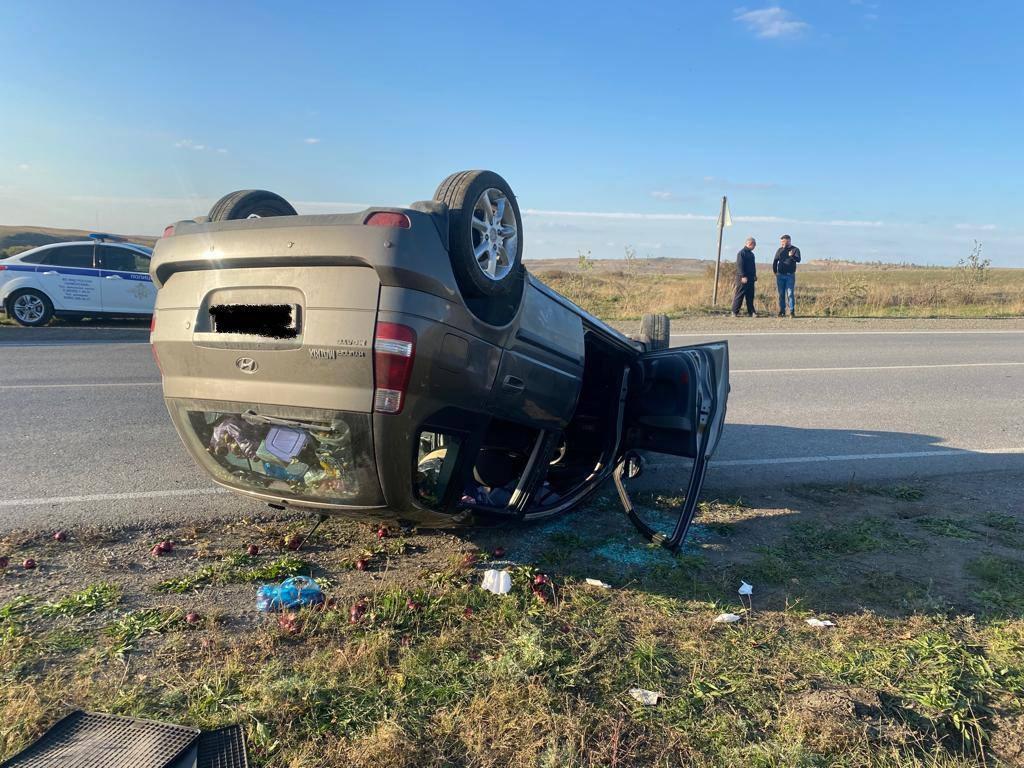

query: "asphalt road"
xmin=1 ymin=326 xmax=1022 ymax=530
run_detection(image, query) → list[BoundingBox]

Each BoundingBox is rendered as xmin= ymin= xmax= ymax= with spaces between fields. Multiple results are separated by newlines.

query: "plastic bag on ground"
xmin=256 ymin=575 xmax=324 ymax=612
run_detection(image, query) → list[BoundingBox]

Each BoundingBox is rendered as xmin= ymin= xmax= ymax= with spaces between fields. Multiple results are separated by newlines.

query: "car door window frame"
xmin=615 ymin=344 xmax=726 ymax=552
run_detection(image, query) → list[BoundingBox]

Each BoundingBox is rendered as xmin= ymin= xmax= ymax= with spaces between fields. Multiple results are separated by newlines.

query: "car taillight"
xmin=364 ymin=212 xmax=411 ymax=229
xmin=0 ymin=265 xmax=7 ymax=271
xmin=162 ymin=224 xmax=175 ymax=238
xmin=373 ymin=322 xmax=416 ymax=414
xmin=150 ymin=314 xmax=162 ymax=374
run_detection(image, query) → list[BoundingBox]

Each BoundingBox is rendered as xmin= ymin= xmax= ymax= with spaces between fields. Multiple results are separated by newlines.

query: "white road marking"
xmin=708 ymin=447 xmax=1024 ymax=467
xmin=732 ymin=361 xmax=1024 ymax=374
xmin=671 ymin=329 xmax=1024 ymax=338
xmin=0 ymin=487 xmax=226 ymax=508
xmin=0 ymin=339 xmax=148 ymax=348
xmin=0 ymin=381 xmax=160 ymax=390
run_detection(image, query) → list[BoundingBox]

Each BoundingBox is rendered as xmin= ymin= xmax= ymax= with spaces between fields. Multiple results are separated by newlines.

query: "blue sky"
xmin=1 ymin=1 xmax=1021 ymax=265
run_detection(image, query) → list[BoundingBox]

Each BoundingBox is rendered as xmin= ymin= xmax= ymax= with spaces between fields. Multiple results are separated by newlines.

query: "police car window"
xmin=19 ymin=250 xmax=51 ymax=264
xmin=101 ymin=246 xmax=149 ymax=273
xmin=41 ymin=245 xmax=95 ymax=268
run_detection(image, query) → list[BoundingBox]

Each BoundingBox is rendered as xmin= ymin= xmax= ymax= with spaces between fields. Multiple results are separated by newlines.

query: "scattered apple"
xmin=246 ymin=544 xmax=260 ymax=557
xmin=354 ymin=558 xmax=369 ymax=572
xmin=185 ymin=611 xmax=201 ymax=626
xmin=376 ymin=526 xmax=388 ymax=540
xmin=349 ymin=600 xmax=368 ymax=624
xmin=406 ymin=598 xmax=420 ymax=612
xmin=491 ymin=547 xmax=506 ymax=558
xmin=23 ymin=558 xmax=36 ymax=570
xmin=463 ymin=606 xmax=474 ymax=618
xmin=0 ymin=556 xmax=8 ymax=570
xmin=278 ymin=612 xmax=301 ymax=635
xmin=284 ymin=534 xmax=304 ymax=551
xmin=151 ymin=545 xmax=164 ymax=557
xmin=53 ymin=530 xmax=67 ymax=542
xmin=533 ymin=573 xmax=550 ymax=586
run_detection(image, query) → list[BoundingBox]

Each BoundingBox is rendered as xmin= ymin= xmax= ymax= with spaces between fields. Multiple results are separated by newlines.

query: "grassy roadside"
xmin=3 ymin=476 xmax=1023 ymax=767
xmin=535 ymin=264 xmax=1024 ymax=320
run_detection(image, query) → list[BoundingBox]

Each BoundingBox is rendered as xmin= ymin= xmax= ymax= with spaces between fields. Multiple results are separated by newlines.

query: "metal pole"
xmin=712 ymin=195 xmax=727 ymax=305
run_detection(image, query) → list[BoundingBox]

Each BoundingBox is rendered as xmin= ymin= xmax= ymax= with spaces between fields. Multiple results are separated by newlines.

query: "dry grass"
xmin=535 ymin=262 xmax=1024 ymax=320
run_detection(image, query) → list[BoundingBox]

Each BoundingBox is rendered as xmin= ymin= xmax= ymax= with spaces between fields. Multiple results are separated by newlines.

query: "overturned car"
xmin=150 ymin=171 xmax=729 ymax=551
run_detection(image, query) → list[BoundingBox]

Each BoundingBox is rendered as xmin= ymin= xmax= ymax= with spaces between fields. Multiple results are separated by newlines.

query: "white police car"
xmin=0 ymin=234 xmax=155 ymax=326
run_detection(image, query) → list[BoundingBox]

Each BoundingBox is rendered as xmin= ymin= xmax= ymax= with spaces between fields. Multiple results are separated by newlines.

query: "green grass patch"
xmin=156 ymin=554 xmax=310 ymax=594
xmin=104 ymin=608 xmax=183 ymax=656
xmin=36 ymin=583 xmax=120 ymax=618
xmin=915 ymin=517 xmax=980 ymax=540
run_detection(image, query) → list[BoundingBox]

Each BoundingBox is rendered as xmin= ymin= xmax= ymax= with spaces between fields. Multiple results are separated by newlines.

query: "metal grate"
xmin=197 ymin=725 xmax=249 ymax=768
xmin=1 ymin=711 xmax=200 ymax=768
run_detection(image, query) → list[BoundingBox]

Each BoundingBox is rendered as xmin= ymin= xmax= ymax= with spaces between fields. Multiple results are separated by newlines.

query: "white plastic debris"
xmin=805 ymin=618 xmax=836 ymax=628
xmin=713 ymin=612 xmax=743 ymax=623
xmin=481 ymin=569 xmax=512 ymax=596
xmin=738 ymin=581 xmax=753 ymax=596
xmin=628 ymin=688 xmax=664 ymax=706
xmin=585 ymin=578 xmax=611 ymax=588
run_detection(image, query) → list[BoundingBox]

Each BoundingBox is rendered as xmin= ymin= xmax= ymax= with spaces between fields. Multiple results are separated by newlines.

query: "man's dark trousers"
xmin=732 ymin=282 xmax=755 ymax=316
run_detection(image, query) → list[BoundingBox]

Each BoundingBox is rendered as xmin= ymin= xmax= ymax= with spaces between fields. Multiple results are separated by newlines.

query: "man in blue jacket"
xmin=731 ymin=237 xmax=758 ymax=317
xmin=773 ymin=234 xmax=801 ymax=317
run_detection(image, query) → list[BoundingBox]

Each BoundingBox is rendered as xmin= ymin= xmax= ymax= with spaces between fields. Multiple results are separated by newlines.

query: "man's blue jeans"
xmin=776 ymin=273 xmax=796 ymax=315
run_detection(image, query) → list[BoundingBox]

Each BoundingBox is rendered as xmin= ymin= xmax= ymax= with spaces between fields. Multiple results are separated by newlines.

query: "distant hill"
xmin=0 ymin=225 xmax=157 ymax=255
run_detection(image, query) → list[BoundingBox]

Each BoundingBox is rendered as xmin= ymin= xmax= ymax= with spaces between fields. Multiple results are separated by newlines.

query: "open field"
xmin=530 ymin=259 xmax=1024 ymax=320
xmin=2 ymin=472 xmax=1023 ymax=767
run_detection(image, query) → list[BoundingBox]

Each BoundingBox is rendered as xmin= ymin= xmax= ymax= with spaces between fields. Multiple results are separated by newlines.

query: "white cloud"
xmin=954 ymin=223 xmax=997 ymax=231
xmin=525 ymin=208 xmax=716 ymax=222
xmin=215 ymin=148 xmax=229 ymax=154
xmin=524 ymin=208 xmax=884 ymax=228
xmin=649 ymin=190 xmax=674 ymax=200
xmin=17 ymin=163 xmax=30 ymax=171
xmin=734 ymin=6 xmax=810 ymax=39
xmin=304 ymin=137 xmax=321 ymax=145
xmin=174 ymin=139 xmax=226 ymax=153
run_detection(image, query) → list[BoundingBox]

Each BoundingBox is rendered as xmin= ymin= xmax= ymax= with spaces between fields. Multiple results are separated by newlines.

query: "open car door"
xmin=616 ymin=341 xmax=729 ymax=551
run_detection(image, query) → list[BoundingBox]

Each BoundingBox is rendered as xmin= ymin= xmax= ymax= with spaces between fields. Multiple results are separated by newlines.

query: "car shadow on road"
xmin=458 ymin=423 xmax=1024 ymax=621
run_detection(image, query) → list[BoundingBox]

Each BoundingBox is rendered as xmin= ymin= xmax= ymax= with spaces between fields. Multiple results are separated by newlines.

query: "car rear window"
xmin=168 ymin=401 xmax=383 ymax=507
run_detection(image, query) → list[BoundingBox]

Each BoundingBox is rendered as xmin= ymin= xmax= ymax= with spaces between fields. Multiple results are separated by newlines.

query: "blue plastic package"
xmin=256 ymin=575 xmax=325 ymax=612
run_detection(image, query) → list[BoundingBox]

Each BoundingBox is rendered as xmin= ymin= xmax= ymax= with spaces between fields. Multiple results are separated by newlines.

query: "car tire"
xmin=640 ymin=313 xmax=670 ymax=351
xmin=7 ymin=289 xmax=54 ymax=327
xmin=433 ymin=170 xmax=524 ymax=298
xmin=208 ymin=190 xmax=297 ymax=221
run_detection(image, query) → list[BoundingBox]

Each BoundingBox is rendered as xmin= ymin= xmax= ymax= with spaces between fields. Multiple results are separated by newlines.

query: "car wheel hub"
xmin=13 ymin=294 xmax=44 ymax=323
xmin=470 ymin=187 xmax=518 ymax=281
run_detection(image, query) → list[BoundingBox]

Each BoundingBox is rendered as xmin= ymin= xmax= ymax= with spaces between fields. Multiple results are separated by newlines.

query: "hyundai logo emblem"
xmin=235 ymin=357 xmax=259 ymax=374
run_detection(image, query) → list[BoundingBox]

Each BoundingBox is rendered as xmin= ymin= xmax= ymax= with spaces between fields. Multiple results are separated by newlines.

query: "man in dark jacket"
xmin=772 ymin=234 xmax=801 ymax=317
xmin=731 ymin=237 xmax=758 ymax=317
